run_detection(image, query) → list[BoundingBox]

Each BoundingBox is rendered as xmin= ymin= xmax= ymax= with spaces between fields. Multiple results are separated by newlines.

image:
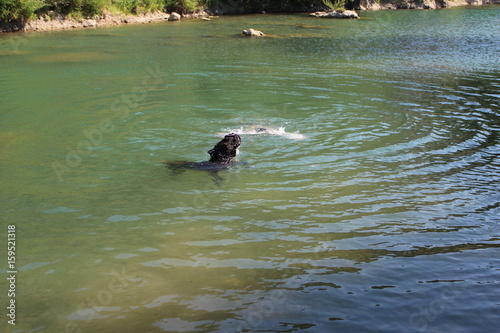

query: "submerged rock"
xmin=311 ymin=10 xmax=359 ymax=19
xmin=242 ymin=29 xmax=265 ymax=37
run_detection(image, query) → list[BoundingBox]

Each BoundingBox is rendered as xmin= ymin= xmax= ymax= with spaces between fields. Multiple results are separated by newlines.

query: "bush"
xmin=82 ymin=0 xmax=109 ymax=16
xmin=0 ymin=0 xmax=44 ymax=22
xmin=164 ymin=0 xmax=201 ymax=13
xmin=114 ymin=0 xmax=164 ymax=14
xmin=322 ymin=0 xmax=348 ymax=10
xmin=114 ymin=0 xmax=139 ymax=13
xmin=48 ymin=0 xmax=110 ymax=17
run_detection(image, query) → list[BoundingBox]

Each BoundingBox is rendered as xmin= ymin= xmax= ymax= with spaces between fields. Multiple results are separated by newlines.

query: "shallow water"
xmin=1 ymin=6 xmax=499 ymax=333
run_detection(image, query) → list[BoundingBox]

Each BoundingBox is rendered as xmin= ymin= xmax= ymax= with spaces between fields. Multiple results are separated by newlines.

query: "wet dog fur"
xmin=165 ymin=133 xmax=242 ymax=175
xmin=207 ymin=133 xmax=242 ymax=164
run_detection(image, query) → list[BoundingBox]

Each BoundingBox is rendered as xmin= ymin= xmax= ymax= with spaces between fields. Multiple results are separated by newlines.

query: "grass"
xmin=322 ymin=0 xmax=354 ymax=11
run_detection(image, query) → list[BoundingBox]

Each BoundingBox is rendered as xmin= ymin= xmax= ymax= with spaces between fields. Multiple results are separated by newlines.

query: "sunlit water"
xmin=1 ymin=6 xmax=499 ymax=333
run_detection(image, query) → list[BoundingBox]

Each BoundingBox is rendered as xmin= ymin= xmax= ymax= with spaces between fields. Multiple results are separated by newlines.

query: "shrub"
xmin=82 ymin=0 xmax=109 ymax=16
xmin=113 ymin=0 xmax=138 ymax=13
xmin=164 ymin=0 xmax=201 ymax=13
xmin=0 ymin=0 xmax=44 ymax=22
xmin=51 ymin=0 xmax=110 ymax=16
xmin=113 ymin=0 xmax=163 ymax=14
xmin=322 ymin=0 xmax=343 ymax=10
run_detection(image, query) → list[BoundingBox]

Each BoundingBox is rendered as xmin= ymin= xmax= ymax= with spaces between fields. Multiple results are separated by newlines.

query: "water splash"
xmin=220 ymin=126 xmax=307 ymax=140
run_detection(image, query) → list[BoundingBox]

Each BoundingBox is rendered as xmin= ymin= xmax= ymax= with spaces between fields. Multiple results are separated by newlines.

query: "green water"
xmin=1 ymin=7 xmax=500 ymax=333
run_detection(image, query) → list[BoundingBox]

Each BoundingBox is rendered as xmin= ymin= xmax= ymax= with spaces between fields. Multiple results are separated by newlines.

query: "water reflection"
xmin=28 ymin=51 xmax=114 ymax=63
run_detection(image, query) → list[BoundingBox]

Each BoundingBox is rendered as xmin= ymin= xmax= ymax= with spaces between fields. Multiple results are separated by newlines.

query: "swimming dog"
xmin=165 ymin=133 xmax=242 ymax=175
xmin=208 ymin=133 xmax=242 ymax=164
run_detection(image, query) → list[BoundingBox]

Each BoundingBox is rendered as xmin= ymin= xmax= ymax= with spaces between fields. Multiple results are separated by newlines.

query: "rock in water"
xmin=242 ymin=29 xmax=265 ymax=37
xmin=311 ymin=10 xmax=359 ymax=19
xmin=168 ymin=12 xmax=181 ymax=21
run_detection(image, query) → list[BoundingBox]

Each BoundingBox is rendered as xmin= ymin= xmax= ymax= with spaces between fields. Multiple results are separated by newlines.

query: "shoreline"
xmin=0 ymin=11 xmax=208 ymax=33
xmin=1 ymin=2 xmax=498 ymax=34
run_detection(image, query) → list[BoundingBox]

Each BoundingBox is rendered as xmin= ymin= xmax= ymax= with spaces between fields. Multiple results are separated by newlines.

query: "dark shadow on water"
xmin=164 ymin=160 xmax=248 ymax=183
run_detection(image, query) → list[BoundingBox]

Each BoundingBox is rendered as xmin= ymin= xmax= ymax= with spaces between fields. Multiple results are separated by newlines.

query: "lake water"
xmin=1 ymin=6 xmax=499 ymax=333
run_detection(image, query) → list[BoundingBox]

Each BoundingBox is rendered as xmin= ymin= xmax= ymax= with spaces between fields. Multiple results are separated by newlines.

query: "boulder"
xmin=242 ymin=29 xmax=265 ymax=37
xmin=82 ymin=19 xmax=96 ymax=28
xmin=168 ymin=12 xmax=181 ymax=21
xmin=311 ymin=10 xmax=359 ymax=19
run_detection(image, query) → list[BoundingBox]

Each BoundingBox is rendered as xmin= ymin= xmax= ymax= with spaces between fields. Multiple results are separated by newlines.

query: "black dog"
xmin=165 ymin=134 xmax=242 ymax=175
xmin=208 ymin=133 xmax=242 ymax=164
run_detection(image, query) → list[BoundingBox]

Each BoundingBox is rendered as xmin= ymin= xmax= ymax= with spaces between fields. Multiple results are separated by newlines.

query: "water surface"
xmin=1 ymin=6 xmax=499 ymax=333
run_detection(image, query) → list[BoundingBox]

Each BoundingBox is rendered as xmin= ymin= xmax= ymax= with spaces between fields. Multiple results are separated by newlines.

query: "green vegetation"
xmin=1 ymin=0 xmax=44 ymax=23
xmin=0 ymin=0 xmax=192 ymax=25
xmin=322 ymin=0 xmax=349 ymax=11
xmin=165 ymin=0 xmax=203 ymax=13
xmin=0 ymin=0 xmax=329 ymax=26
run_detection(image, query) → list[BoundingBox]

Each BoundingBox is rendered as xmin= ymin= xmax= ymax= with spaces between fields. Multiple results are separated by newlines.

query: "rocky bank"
xmin=1 ymin=10 xmax=207 ymax=33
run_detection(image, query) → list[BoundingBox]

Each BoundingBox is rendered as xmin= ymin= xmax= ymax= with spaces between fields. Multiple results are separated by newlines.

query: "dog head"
xmin=208 ymin=133 xmax=242 ymax=164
